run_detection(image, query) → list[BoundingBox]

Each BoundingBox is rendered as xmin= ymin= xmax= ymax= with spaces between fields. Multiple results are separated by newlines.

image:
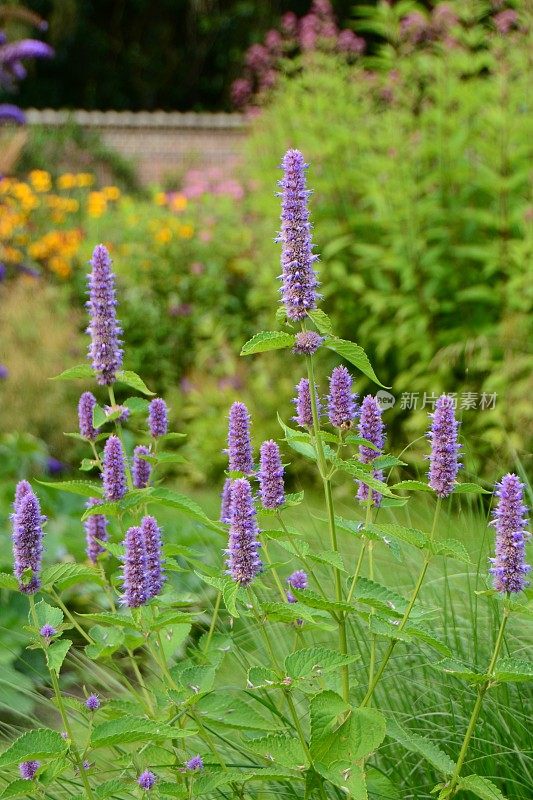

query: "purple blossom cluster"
xmin=133 ymin=445 xmax=152 ymax=489
xmin=293 ymin=330 xmax=323 ymax=355
xmin=185 ymin=755 xmax=204 ymax=771
xmin=40 ymin=624 xmax=56 ymax=639
xmin=399 ymin=4 xmax=458 ymax=46
xmin=12 ymin=482 xmax=45 ymax=594
xmin=148 ymin=398 xmax=168 ymax=438
xmin=327 ymin=365 xmax=358 ymax=429
xmin=78 ymin=391 xmax=97 ymax=440
xmin=227 ymin=401 xmax=253 ymax=474
xmin=225 ymin=478 xmax=262 ymax=586
xmin=220 ymin=478 xmax=233 ymax=524
xmin=120 ymin=516 xmax=165 ymax=607
xmin=0 ymin=26 xmax=53 ymax=126
xmin=490 ymin=474 xmax=530 ymax=594
xmin=19 ymin=760 xmax=40 ymax=780
xmin=231 ymin=0 xmax=364 ymax=109
xmin=85 ymin=498 xmax=108 ymax=563
xmin=427 ymin=395 xmax=461 ymax=497
xmin=287 ymin=569 xmax=308 ymax=603
xmin=293 ymin=378 xmax=319 ymax=428
xmin=356 ymin=395 xmax=385 ymax=506
xmin=138 ymin=770 xmax=157 ymax=790
xmin=102 ymin=435 xmax=127 ymax=501
xmin=85 ymin=694 xmax=100 ymax=711
xmin=258 ymin=440 xmax=285 ymax=509
xmin=86 ymin=244 xmax=123 ymax=386
xmin=277 ymin=149 xmax=320 ymax=321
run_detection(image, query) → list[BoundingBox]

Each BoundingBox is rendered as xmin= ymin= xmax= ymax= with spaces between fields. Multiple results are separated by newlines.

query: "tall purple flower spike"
xmin=220 ymin=478 xmax=233 ymax=523
xmin=85 ymin=498 xmax=108 ymax=564
xmin=86 ymin=244 xmax=123 ymax=385
xmin=141 ymin=515 xmax=165 ymax=599
xmin=258 ymin=440 xmax=285 ymax=509
xmin=277 ymin=149 xmax=319 ymax=320
xmin=227 ymin=401 xmax=253 ymax=474
xmin=287 ymin=570 xmax=308 ymax=603
xmin=13 ymin=479 xmax=32 ymax=515
xmin=148 ymin=398 xmax=168 ymax=438
xmin=293 ymin=378 xmax=320 ymax=428
xmin=102 ymin=435 xmax=127 ymax=501
xmin=133 ymin=445 xmax=151 ymax=489
xmin=427 ymin=394 xmax=461 ymax=497
xmin=78 ymin=391 xmax=97 ymax=440
xmin=357 ymin=395 xmax=385 ymax=506
xmin=490 ymin=474 xmax=530 ymax=594
xmin=12 ymin=488 xmax=44 ymax=594
xmin=327 ymin=365 xmax=358 ymax=429
xmin=225 ymin=478 xmax=262 ymax=585
xmin=121 ymin=526 xmax=148 ymax=608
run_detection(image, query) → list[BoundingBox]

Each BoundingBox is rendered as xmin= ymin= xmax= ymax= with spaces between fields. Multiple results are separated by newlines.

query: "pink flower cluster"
xmin=181 ymin=163 xmax=245 ymax=201
xmin=231 ymin=0 xmax=365 ymax=110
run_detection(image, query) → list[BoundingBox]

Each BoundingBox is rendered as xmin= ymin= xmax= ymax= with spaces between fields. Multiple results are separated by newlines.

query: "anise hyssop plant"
xmin=1 ymin=150 xmax=531 ymax=800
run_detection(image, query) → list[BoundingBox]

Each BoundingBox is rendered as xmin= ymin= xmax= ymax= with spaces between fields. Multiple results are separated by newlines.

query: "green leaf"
xmin=80 ymin=458 xmax=99 ymax=472
xmin=247 ymin=735 xmax=307 ymax=769
xmin=91 ymin=717 xmax=192 ymax=748
xmin=332 ymin=458 xmax=396 ymax=496
xmin=260 ymin=601 xmax=317 ymax=624
xmin=391 ymin=480 xmax=433 ymax=493
xmin=494 ymin=658 xmax=533 ymax=683
xmin=241 ymin=330 xmax=295 ymax=355
xmin=115 ymin=370 xmax=155 ymax=395
xmin=148 ymin=488 xmax=224 ymax=534
xmin=46 ymin=640 xmax=72 ymax=674
xmin=453 ymin=483 xmax=490 ymax=495
xmin=430 ymin=538 xmax=471 ymax=563
xmin=458 ymin=775 xmax=507 ymax=800
xmin=37 ymin=480 xmax=103 ymax=498
xmin=367 ymin=767 xmax=400 ymax=799
xmin=123 ymin=396 xmax=150 ymax=415
xmin=0 ymin=779 xmax=40 ymax=798
xmin=41 ymin=563 xmax=104 ymax=590
xmin=85 ymin=625 xmax=124 ymax=660
xmin=277 ymin=414 xmax=316 ymax=460
xmin=0 ymin=573 xmax=20 ymax=590
xmin=307 ymin=309 xmax=333 ymax=335
xmin=92 ymin=404 xmax=109 ymax=429
xmin=387 ymin=719 xmax=455 ymax=776
xmin=310 ymin=691 xmax=386 ymax=763
xmin=0 ymin=729 xmax=67 ymax=768
xmin=368 ymin=522 xmax=428 ymax=550
xmin=51 ymin=364 xmax=93 ymax=381
xmin=33 ymin=600 xmax=63 ymax=630
xmin=143 ymin=451 xmax=186 ymax=465
xmin=247 ymin=666 xmax=281 ymax=689
xmin=308 ymin=550 xmax=346 ymax=572
xmin=367 ymin=616 xmax=451 ymax=657
xmin=432 ymin=659 xmax=486 ymax=683
xmin=352 ymin=577 xmax=416 ymax=619
xmin=291 ymin=588 xmax=353 ymax=613
xmin=323 ymin=336 xmax=388 ymax=388
xmin=77 ymin=611 xmax=137 ymax=629
xmin=285 ymin=647 xmax=359 ymax=681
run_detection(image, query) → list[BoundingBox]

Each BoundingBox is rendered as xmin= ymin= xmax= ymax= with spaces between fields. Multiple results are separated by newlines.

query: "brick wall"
xmin=25 ymin=109 xmax=248 ymax=184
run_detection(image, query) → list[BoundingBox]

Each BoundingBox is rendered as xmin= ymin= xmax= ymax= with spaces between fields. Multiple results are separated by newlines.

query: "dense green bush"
xmin=244 ymin=1 xmax=532 ymax=478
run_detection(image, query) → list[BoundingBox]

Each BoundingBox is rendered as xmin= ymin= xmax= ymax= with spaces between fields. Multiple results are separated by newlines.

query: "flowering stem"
xmin=108 ymin=386 xmax=133 ymax=490
xmin=360 ymin=497 xmax=442 ymax=707
xmin=445 ymin=604 xmax=510 ymax=797
xmin=49 ymin=588 xmax=93 ymax=644
xmin=204 ymin=590 xmax=222 ymax=652
xmin=303 ymin=343 xmax=350 ymax=702
xmin=262 ymin=540 xmax=287 ymax=601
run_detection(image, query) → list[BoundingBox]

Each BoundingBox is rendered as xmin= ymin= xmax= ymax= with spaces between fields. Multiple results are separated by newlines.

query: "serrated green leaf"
xmin=91 ymin=716 xmax=192 ymax=748
xmin=430 ymin=538 xmax=471 ymax=563
xmin=391 ymin=480 xmax=433 ymax=493
xmin=0 ymin=729 xmax=67 ymax=768
xmin=323 ymin=336 xmax=388 ymax=388
xmin=247 ymin=734 xmax=307 ymax=769
xmin=432 ymin=659 xmax=486 ymax=683
xmin=353 ymin=577 xmax=416 ymax=619
xmin=367 ymin=616 xmax=452 ymax=656
xmin=260 ymin=601 xmax=317 ymax=624
xmin=33 ymin=600 xmax=63 ymax=629
xmin=148 ymin=488 xmax=224 ymax=534
xmin=46 ymin=639 xmax=72 ymax=674
xmin=0 ymin=779 xmax=40 ymax=797
xmin=247 ymin=666 xmax=281 ymax=688
xmin=368 ymin=522 xmax=428 ymax=550
xmin=307 ymin=309 xmax=333 ymax=334
xmin=333 ymin=458 xmax=395 ymax=496
xmin=367 ymin=767 xmax=400 ymax=799
xmin=123 ymin=396 xmax=150 ymax=415
xmin=41 ymin=563 xmax=104 ymax=590
xmin=115 ymin=370 xmax=155 ymax=395
xmin=37 ymin=479 xmax=103 ymax=498
xmin=291 ymin=588 xmax=353 ymax=613
xmin=77 ymin=611 xmax=137 ymax=629
xmin=453 ymin=483 xmax=490 ymax=495
xmin=0 ymin=572 xmax=20 ymax=590
xmin=285 ymin=647 xmax=359 ymax=680
xmin=494 ymin=658 xmax=533 ymax=683
xmin=277 ymin=414 xmax=316 ymax=460
xmin=458 ymin=775 xmax=507 ymax=800
xmin=387 ymin=719 xmax=455 ymax=776
xmin=241 ymin=330 xmax=294 ymax=355
xmin=51 ymin=364 xmax=94 ymax=381
xmin=308 ymin=550 xmax=346 ymax=572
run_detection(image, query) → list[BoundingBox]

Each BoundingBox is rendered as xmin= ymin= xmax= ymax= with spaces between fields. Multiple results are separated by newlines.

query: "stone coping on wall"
xmin=24 ymin=108 xmax=246 ymax=129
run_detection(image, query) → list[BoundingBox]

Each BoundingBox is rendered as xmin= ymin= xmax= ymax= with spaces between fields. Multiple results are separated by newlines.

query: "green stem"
xmin=262 ymin=540 xmax=287 ymax=601
xmin=367 ymin=539 xmax=376 ymax=697
xmin=204 ymin=591 xmax=222 ymax=652
xmin=49 ymin=589 xmax=93 ymax=644
xmin=360 ymin=497 xmax=442 ymax=707
xmin=446 ymin=605 xmax=510 ymax=796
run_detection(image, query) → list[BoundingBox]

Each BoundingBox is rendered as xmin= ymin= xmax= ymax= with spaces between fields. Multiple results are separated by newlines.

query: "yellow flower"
xmin=87 ymin=192 xmax=107 ymax=218
xmin=3 ymin=246 xmax=23 ymax=263
xmin=29 ymin=170 xmax=52 ymax=193
xmin=77 ymin=173 xmax=95 ymax=188
xmin=154 ymin=227 xmax=173 ymax=244
xmin=103 ymin=186 xmax=121 ymax=201
xmin=178 ymin=224 xmax=194 ymax=239
xmin=49 ymin=256 xmax=72 ymax=279
xmin=170 ymin=193 xmax=187 ymax=212
xmin=155 ymin=191 xmax=166 ymax=206
xmin=57 ymin=173 xmax=77 ymax=190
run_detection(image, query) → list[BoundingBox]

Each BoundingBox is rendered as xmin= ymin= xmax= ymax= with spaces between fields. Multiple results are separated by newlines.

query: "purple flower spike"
xmin=78 ymin=392 xmax=97 ymax=440
xmin=327 ymin=366 xmax=358 ymax=429
xmin=293 ymin=330 xmax=323 ymax=355
xmin=225 ymin=478 xmax=262 ymax=586
xmin=148 ymin=398 xmax=168 ymax=438
xmin=220 ymin=478 xmax=233 ymax=523
xmin=287 ymin=570 xmax=308 ymax=603
xmin=427 ymin=394 xmax=461 ymax=497
xmin=19 ymin=760 xmax=40 ymax=780
xmin=102 ymin=435 xmax=127 ymax=501
xmin=12 ymin=490 xmax=44 ymax=594
xmin=86 ymin=244 xmax=123 ymax=385
xmin=13 ymin=479 xmax=32 ymax=515
xmin=227 ymin=401 xmax=253 ymax=474
xmin=141 ymin=515 xmax=165 ymax=599
xmin=133 ymin=445 xmax=152 ymax=489
xmin=40 ymin=624 xmax=56 ymax=639
xmin=490 ymin=474 xmax=530 ymax=594
xmin=258 ymin=440 xmax=285 ymax=509
xmin=293 ymin=378 xmax=320 ymax=428
xmin=277 ymin=149 xmax=319 ymax=320
xmin=138 ymin=770 xmax=157 ymax=790
xmin=85 ymin=498 xmax=108 ymax=563
xmin=121 ymin=526 xmax=148 ymax=608
xmin=356 ymin=395 xmax=386 ymax=506
xmin=85 ymin=694 xmax=100 ymax=711
xmin=185 ymin=755 xmax=204 ymax=771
